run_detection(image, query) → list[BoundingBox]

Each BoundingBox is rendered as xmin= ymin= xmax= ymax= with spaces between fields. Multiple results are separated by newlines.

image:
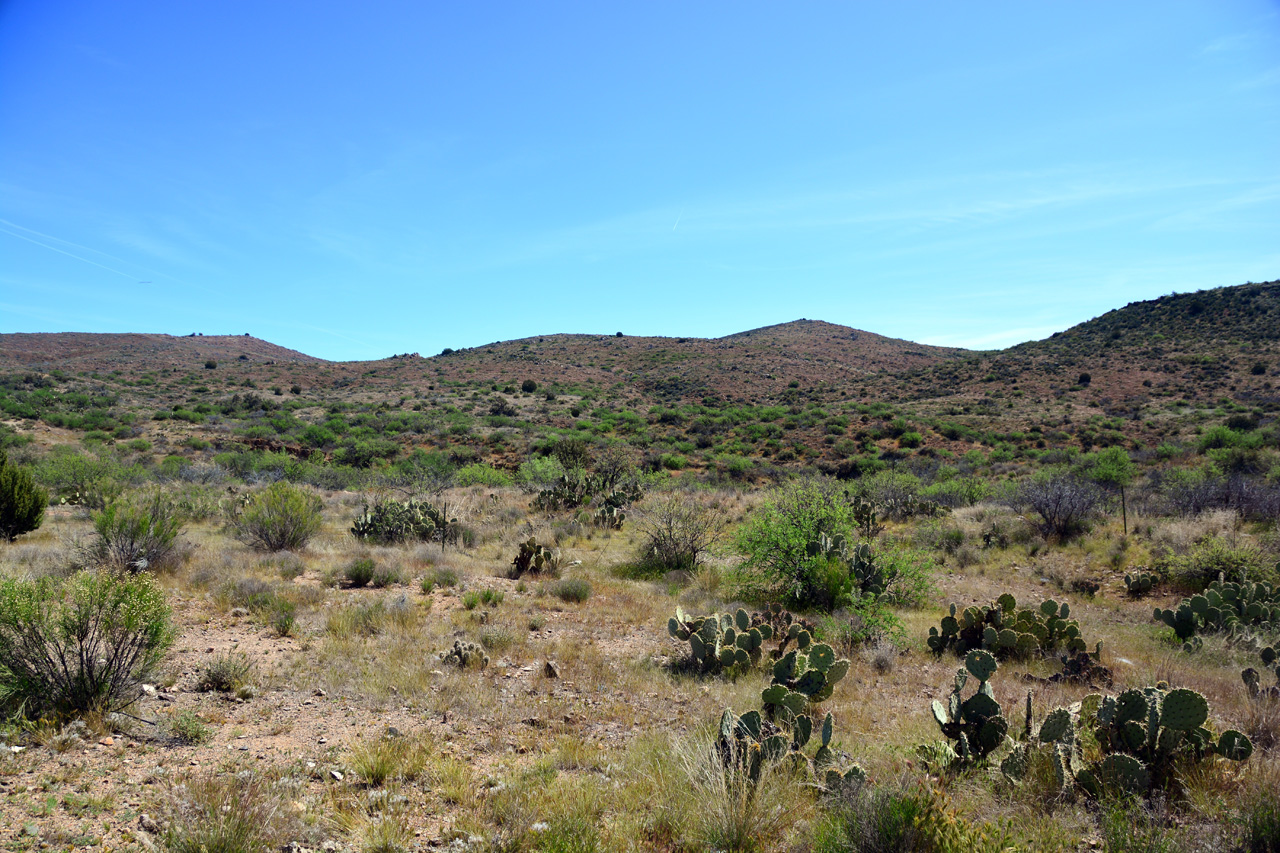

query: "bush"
xmin=735 ymin=478 xmax=858 ymax=608
xmin=345 ymin=557 xmax=376 ymax=588
xmin=0 ymin=450 xmax=45 ymax=542
xmin=454 ymin=462 xmax=513 ymax=488
xmin=86 ymin=492 xmax=184 ymax=571
xmin=515 ymin=455 xmax=567 ymax=491
xmin=0 ymin=570 xmax=173 ymax=718
xmin=230 ymin=482 xmax=323 ymax=551
xmin=634 ymin=491 xmax=725 ymax=576
xmin=521 ymin=379 xmax=538 ymax=393
xmin=1016 ymin=471 xmax=1101 ymax=540
xmin=1157 ymin=535 xmax=1274 ymax=589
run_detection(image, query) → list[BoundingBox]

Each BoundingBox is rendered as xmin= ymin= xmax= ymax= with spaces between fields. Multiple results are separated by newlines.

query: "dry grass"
xmin=0 ymin=484 xmax=1276 ymax=851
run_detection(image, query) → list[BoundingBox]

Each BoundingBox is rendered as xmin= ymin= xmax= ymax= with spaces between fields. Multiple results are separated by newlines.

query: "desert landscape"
xmin=0 ymin=281 xmax=1278 ymax=851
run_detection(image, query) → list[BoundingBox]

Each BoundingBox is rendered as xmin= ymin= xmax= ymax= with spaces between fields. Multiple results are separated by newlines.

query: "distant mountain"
xmin=0 ymin=332 xmax=324 ymax=373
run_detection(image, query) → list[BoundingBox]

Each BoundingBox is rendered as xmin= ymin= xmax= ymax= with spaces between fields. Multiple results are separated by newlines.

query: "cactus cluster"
xmin=668 ymin=607 xmax=777 ymax=673
xmin=1077 ymin=685 xmax=1252 ymax=796
xmin=931 ymin=650 xmax=1009 ymax=765
xmin=438 ymin=639 xmax=489 ymax=669
xmin=927 ymin=594 xmax=1094 ymax=660
xmin=1153 ymin=579 xmax=1280 ymax=641
xmin=593 ymin=504 xmax=625 ymax=530
xmin=1124 ymin=570 xmax=1155 ymax=597
xmin=1243 ymin=645 xmax=1280 ymax=701
xmin=806 ymin=534 xmax=887 ymax=598
xmin=848 ymin=494 xmax=883 ymax=538
xmin=1001 ymin=693 xmax=1080 ymax=794
xmin=351 ymin=498 xmax=457 ymax=545
xmin=761 ymin=640 xmax=851 ymax=718
xmin=509 ymin=538 xmax=561 ymax=578
xmin=533 ymin=475 xmax=644 ymax=514
xmin=717 ymin=706 xmax=864 ymax=791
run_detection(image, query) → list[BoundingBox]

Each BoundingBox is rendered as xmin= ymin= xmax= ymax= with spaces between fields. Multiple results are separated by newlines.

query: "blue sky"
xmin=2 ymin=2 xmax=1277 ymax=361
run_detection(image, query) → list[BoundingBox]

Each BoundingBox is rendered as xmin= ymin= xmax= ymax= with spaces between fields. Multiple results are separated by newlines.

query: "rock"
xmin=230 ymin=608 xmax=249 ymax=617
xmin=141 ymin=684 xmax=158 ymax=697
xmin=99 ymin=737 xmax=114 ymax=746
xmin=385 ymin=726 xmax=402 ymax=738
xmin=543 ymin=661 xmax=559 ymax=679
xmin=138 ymin=813 xmax=162 ymax=834
xmin=329 ymin=770 xmax=344 ymax=781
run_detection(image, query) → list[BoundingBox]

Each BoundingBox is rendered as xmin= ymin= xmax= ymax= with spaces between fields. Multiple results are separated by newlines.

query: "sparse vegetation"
xmin=0 ymin=281 xmax=1277 ymax=849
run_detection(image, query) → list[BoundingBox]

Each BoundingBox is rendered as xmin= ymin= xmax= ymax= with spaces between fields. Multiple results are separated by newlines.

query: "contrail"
xmin=672 ymin=208 xmax=684 ymax=231
xmin=0 ymin=222 xmax=137 ymax=279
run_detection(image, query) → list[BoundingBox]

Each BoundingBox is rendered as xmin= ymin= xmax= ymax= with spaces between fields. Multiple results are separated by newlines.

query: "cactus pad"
xmin=965 ymin=649 xmax=998 ymax=682
xmin=1161 ymin=689 xmax=1209 ymax=731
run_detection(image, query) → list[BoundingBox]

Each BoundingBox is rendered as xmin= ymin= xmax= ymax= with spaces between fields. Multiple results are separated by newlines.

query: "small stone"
xmin=138 ymin=813 xmax=161 ymax=834
xmin=99 ymin=737 xmax=114 ymax=746
xmin=543 ymin=661 xmax=559 ymax=679
xmin=386 ymin=726 xmax=402 ymax=738
xmin=313 ymin=689 xmax=327 ymax=697
xmin=329 ymin=770 xmax=344 ymax=781
xmin=141 ymin=684 xmax=158 ymax=697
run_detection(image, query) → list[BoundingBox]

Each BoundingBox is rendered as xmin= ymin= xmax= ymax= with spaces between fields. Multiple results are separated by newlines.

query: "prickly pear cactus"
xmin=718 ymin=704 xmax=861 ymax=790
xmin=510 ymin=538 xmax=561 ymax=578
xmin=668 ymin=607 xmax=771 ymax=674
xmin=761 ymin=640 xmax=851 ymax=718
xmin=1079 ymin=683 xmax=1252 ymax=797
xmin=930 ymin=649 xmax=1008 ymax=766
xmin=1124 ymin=570 xmax=1155 ymax=597
xmin=1154 ymin=579 xmax=1280 ymax=643
xmin=927 ymin=593 xmax=1091 ymax=661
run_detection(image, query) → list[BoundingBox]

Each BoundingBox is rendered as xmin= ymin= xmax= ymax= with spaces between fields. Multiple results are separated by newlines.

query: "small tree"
xmin=736 ymin=478 xmax=857 ymax=608
xmin=1087 ymin=447 xmax=1137 ymax=535
xmin=0 ymin=450 xmax=45 ymax=542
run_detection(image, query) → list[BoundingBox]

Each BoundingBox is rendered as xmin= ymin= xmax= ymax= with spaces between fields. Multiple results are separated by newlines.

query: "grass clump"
xmin=169 ymin=710 xmax=213 ymax=745
xmin=195 ymin=652 xmax=254 ymax=693
xmin=551 ymin=578 xmax=592 ymax=603
xmin=159 ymin=773 xmax=315 ymax=853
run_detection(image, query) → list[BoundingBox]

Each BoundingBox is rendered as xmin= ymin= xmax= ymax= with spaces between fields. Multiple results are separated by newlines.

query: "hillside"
xmin=0 ymin=280 xmax=1276 ymax=475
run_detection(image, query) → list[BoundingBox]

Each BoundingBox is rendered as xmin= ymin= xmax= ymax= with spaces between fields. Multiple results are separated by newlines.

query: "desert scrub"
xmin=629 ymin=489 xmax=726 ymax=576
xmin=349 ymin=733 xmax=431 ymax=786
xmin=229 ymin=482 xmax=323 ymax=551
xmin=735 ymin=477 xmax=859 ymax=610
xmin=84 ymin=490 xmax=185 ymax=572
xmin=0 ymin=570 xmax=172 ymax=717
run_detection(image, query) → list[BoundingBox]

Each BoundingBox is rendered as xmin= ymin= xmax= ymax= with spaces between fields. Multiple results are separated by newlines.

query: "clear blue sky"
xmin=2 ymin=2 xmax=1277 ymax=361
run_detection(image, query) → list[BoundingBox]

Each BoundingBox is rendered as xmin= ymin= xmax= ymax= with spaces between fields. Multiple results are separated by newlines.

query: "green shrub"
xmin=346 ymin=557 xmax=376 ymax=588
xmin=552 ymin=578 xmax=592 ymax=603
xmin=0 ymin=450 xmax=45 ymax=542
xmin=735 ymin=478 xmax=858 ymax=609
xmin=454 ymin=462 xmax=513 ymax=488
xmin=87 ymin=492 xmax=184 ymax=571
xmin=230 ymin=482 xmax=323 ymax=551
xmin=515 ymin=455 xmax=566 ymax=491
xmin=0 ymin=570 xmax=173 ymax=718
xmin=170 ymin=709 xmax=212 ymax=744
xmin=1157 ymin=535 xmax=1275 ymax=590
